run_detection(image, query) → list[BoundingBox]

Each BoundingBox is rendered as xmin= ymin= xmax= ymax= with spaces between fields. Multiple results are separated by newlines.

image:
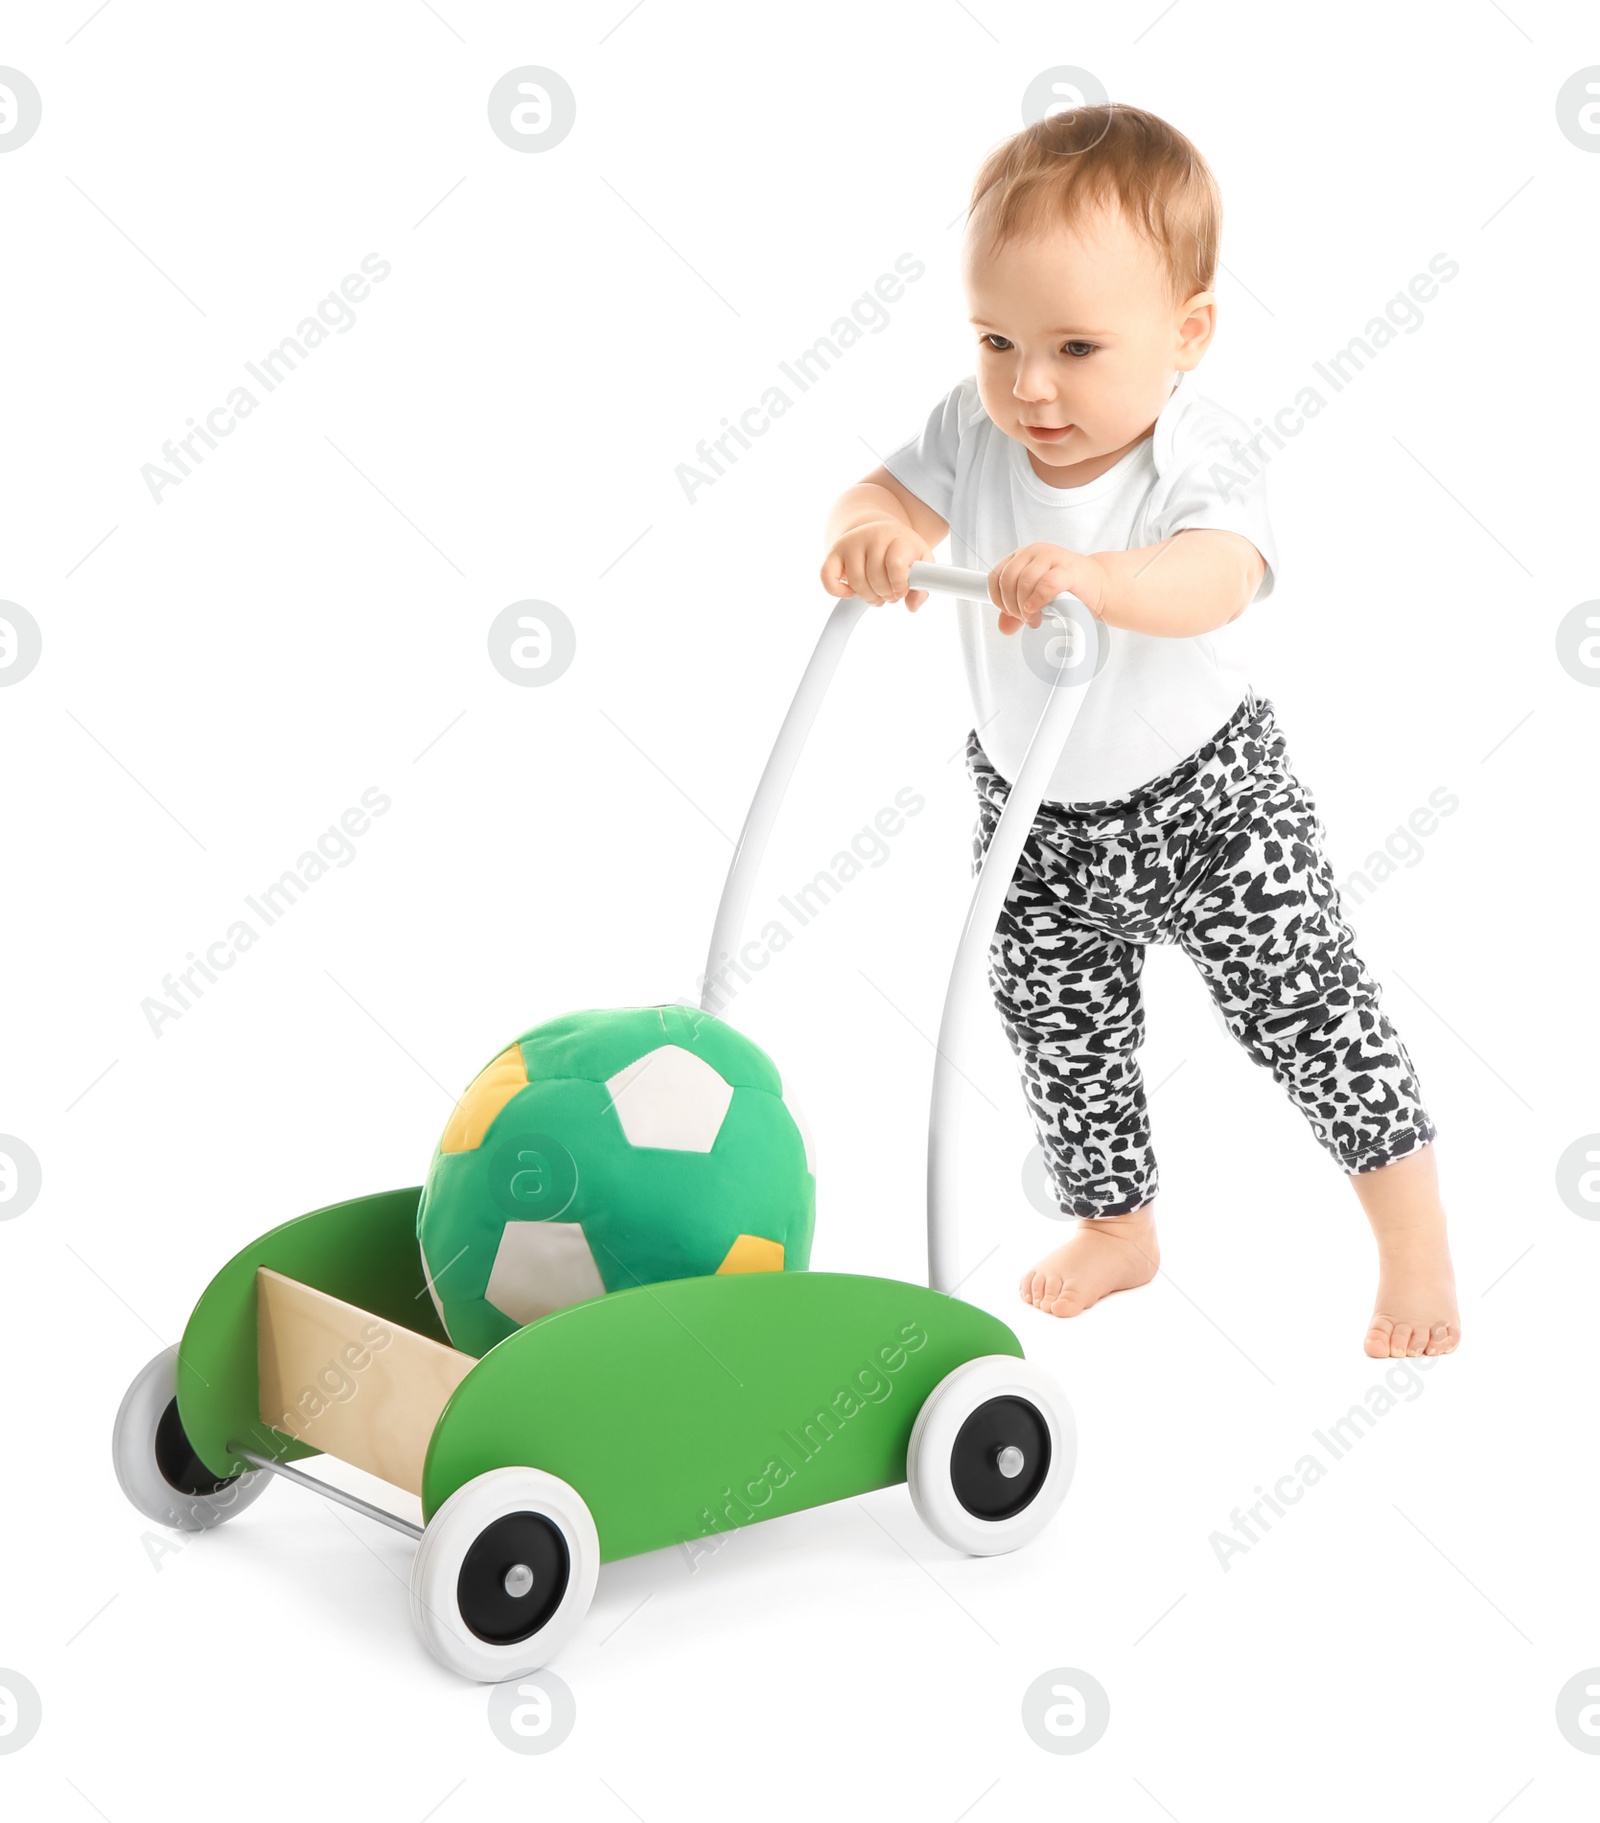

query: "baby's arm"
xmin=989 ymin=531 xmax=1266 ymax=638
xmin=822 ymin=465 xmax=951 ymax=610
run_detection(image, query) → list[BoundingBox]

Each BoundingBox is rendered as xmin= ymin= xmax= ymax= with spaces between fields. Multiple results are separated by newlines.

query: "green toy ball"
xmin=417 ymin=1006 xmax=816 ymax=1356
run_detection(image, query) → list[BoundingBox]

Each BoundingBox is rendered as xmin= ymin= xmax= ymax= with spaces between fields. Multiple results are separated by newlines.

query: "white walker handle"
xmin=700 ymin=566 xmax=1099 ymax=1295
xmin=906 ymin=560 xmax=992 ymax=598
xmin=700 ymin=596 xmax=868 ymax=1012
xmin=700 ymin=565 xmax=988 ymax=1010
xmin=924 ymin=594 xmax=1098 ymax=1293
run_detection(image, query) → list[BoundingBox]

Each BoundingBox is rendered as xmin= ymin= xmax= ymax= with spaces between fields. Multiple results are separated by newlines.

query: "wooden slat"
xmin=255 ymin=1268 xmax=476 ymax=1496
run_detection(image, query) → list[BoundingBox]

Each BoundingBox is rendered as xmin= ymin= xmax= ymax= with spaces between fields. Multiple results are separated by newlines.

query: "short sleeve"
xmin=1145 ymin=395 xmax=1279 ymax=601
xmin=880 ymin=378 xmax=970 ymax=524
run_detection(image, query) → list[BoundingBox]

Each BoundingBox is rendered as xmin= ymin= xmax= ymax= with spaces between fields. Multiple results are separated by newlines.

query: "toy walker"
xmin=112 ymin=567 xmax=1102 ymax=1681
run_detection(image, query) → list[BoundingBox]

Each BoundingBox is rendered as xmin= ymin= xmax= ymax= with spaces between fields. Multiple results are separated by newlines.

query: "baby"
xmin=820 ymin=104 xmax=1459 ymax=1359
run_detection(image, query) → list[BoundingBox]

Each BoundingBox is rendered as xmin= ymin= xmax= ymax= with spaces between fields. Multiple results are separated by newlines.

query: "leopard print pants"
xmin=969 ymin=693 xmax=1436 ymax=1217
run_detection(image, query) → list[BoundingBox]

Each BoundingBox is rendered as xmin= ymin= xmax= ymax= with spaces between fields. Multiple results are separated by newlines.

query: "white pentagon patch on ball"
xmin=486 ymin=1219 xmax=606 ymax=1327
xmin=605 ymin=1044 xmax=735 ymax=1151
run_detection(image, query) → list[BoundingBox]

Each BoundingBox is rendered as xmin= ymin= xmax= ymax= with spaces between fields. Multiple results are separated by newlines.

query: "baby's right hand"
xmin=820 ymin=520 xmax=932 ymax=610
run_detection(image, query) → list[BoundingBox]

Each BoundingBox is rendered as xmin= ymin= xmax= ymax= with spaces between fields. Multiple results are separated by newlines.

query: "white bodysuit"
xmin=882 ymin=370 xmax=1278 ymax=804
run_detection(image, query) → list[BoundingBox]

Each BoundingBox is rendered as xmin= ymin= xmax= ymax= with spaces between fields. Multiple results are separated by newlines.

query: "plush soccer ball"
xmin=416 ymin=1006 xmax=815 ymax=1355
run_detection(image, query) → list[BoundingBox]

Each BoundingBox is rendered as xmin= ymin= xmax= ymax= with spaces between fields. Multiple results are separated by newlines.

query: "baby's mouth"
xmin=1023 ymin=422 xmax=1073 ymax=442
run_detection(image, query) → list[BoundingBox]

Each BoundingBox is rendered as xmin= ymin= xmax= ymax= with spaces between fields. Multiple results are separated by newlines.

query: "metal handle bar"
xmin=700 ymin=573 xmax=1100 ymax=1294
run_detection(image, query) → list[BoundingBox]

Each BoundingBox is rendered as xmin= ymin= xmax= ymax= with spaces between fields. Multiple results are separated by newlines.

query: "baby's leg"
xmin=986 ymin=887 xmax=1163 ymax=1317
xmin=968 ymin=730 xmax=1166 ymax=1318
xmin=1173 ymin=743 xmax=1459 ymax=1356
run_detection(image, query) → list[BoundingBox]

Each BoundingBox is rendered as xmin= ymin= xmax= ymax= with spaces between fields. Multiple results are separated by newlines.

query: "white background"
xmin=2 ymin=1 xmax=1597 ymax=1817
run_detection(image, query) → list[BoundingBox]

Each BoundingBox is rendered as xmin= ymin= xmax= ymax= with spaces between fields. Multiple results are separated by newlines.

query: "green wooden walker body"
xmin=176 ymin=1183 xmax=1024 ymax=1560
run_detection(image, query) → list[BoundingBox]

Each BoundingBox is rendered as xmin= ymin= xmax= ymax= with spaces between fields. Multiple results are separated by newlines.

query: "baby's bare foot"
xmin=1365 ymin=1236 xmax=1460 ymax=1358
xmin=1019 ymin=1204 xmax=1159 ymax=1317
xmin=1352 ymin=1145 xmax=1461 ymax=1358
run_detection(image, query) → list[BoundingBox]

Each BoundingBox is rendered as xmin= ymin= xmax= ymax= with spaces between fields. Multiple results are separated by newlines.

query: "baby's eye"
xmin=982 ymin=333 xmax=1012 ymax=352
xmin=1064 ymin=340 xmax=1096 ymax=357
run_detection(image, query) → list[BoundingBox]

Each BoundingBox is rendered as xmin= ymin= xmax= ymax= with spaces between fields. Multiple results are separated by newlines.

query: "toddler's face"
xmin=963 ymin=200 xmax=1214 ymax=481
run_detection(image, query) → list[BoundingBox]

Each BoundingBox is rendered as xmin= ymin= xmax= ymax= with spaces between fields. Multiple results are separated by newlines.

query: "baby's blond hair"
xmin=968 ymin=104 xmax=1220 ymax=305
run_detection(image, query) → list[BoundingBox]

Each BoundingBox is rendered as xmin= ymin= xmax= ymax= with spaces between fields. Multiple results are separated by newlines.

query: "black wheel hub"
xmin=457 ymin=1512 xmax=570 ymax=1645
xmin=950 ymin=1395 xmax=1051 ymax=1520
xmin=155 ymin=1397 xmax=243 ymax=1497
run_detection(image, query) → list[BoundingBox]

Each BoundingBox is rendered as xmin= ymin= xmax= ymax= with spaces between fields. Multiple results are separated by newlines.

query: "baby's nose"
xmin=1013 ymin=363 xmax=1056 ymax=401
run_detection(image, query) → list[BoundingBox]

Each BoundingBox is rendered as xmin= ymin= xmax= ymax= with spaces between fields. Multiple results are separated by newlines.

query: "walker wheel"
xmin=410 ymin=1467 xmax=599 ymax=1681
xmin=112 ymin=1346 xmax=268 ymax=1532
xmin=907 ymin=1355 xmax=1074 ymax=1554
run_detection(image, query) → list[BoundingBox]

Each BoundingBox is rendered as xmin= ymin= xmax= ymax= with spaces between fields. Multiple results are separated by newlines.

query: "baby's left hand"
xmin=988 ymin=543 xmax=1110 ymax=634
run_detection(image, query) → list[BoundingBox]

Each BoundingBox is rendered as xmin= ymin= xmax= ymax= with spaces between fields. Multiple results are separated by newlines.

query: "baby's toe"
xmin=1020 ymin=1269 xmax=1055 ymax=1309
xmin=1364 ymin=1316 xmax=1395 ymax=1359
xmin=1387 ymin=1321 xmax=1416 ymax=1359
xmin=1423 ymin=1321 xmax=1457 ymax=1356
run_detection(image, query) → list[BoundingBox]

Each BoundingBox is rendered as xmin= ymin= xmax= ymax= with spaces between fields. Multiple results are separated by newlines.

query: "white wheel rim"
xmin=410 ymin=1467 xmax=600 ymax=1681
xmin=907 ymin=1355 xmax=1074 ymax=1555
xmin=112 ymin=1346 xmax=268 ymax=1533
